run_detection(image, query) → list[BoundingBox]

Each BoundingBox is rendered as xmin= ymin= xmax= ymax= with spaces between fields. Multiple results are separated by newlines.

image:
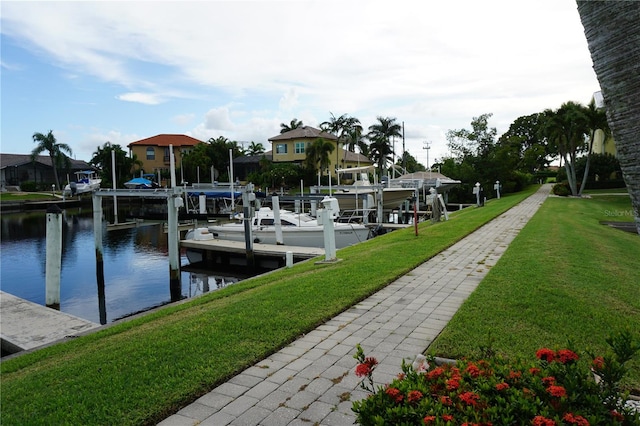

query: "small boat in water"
xmin=186 ymin=197 xmax=372 ymax=250
xmin=64 ymin=170 xmax=101 ymax=195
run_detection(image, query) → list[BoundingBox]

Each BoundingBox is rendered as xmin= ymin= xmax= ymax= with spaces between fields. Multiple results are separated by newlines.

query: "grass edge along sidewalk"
xmin=0 ymin=186 xmax=553 ymax=425
xmin=429 ymin=193 xmax=640 ymax=393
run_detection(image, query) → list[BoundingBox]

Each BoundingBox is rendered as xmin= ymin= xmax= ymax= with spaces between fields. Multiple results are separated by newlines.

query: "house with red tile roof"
xmin=127 ymin=134 xmax=203 ymax=176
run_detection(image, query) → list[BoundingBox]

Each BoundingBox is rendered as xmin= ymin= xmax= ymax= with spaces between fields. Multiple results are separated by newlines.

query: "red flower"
xmin=355 ymin=357 xmax=378 ymax=377
xmin=495 ymin=382 xmax=510 ymax=391
xmin=610 ymin=410 xmax=625 ymax=422
xmin=542 ymin=376 xmax=556 ymax=386
xmin=408 ymin=390 xmax=423 ymax=403
xmin=442 ymin=414 xmax=454 ymax=422
xmin=423 ymin=415 xmax=436 ymax=424
xmin=508 ymin=370 xmax=522 ymax=380
xmin=536 ymin=348 xmax=556 ymax=362
xmin=563 ymin=412 xmax=590 ymax=426
xmin=557 ymin=349 xmax=579 ymax=364
xmin=385 ymin=387 xmax=403 ymax=403
xmin=459 ymin=391 xmax=480 ymax=406
xmin=427 ymin=366 xmax=444 ymax=380
xmin=440 ymin=395 xmax=453 ymax=406
xmin=532 ymin=416 xmax=557 ymax=426
xmin=529 ymin=367 xmax=541 ymax=376
xmin=446 ymin=378 xmax=460 ymax=391
xmin=364 ymin=356 xmax=378 ymax=366
xmin=592 ymin=356 xmax=605 ymax=370
xmin=546 ymin=385 xmax=567 ymax=398
xmin=355 ymin=363 xmax=372 ymax=377
xmin=466 ymin=362 xmax=481 ymax=378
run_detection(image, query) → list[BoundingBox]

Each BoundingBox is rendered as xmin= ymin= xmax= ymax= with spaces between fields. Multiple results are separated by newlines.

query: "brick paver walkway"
xmin=158 ymin=185 xmax=551 ymax=426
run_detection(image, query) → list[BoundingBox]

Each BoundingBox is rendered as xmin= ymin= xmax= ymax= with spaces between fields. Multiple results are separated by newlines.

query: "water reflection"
xmin=0 ymin=209 xmax=260 ymax=324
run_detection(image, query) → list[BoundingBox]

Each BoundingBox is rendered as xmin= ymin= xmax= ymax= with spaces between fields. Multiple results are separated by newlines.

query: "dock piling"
xmin=45 ymin=205 xmax=63 ymax=309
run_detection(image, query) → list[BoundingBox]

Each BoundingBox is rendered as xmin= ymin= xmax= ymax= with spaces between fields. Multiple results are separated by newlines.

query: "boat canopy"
xmin=186 ymin=190 xmax=241 ymax=199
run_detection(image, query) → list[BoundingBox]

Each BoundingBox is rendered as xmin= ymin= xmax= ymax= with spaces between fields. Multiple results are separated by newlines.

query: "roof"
xmin=342 ymin=150 xmax=371 ymax=164
xmin=127 ymin=134 xmax=203 ymax=148
xmin=268 ymin=126 xmax=337 ymax=142
xmin=396 ymin=171 xmax=461 ymax=183
xmin=0 ymin=153 xmax=93 ymax=170
xmin=233 ymin=153 xmax=271 ymax=164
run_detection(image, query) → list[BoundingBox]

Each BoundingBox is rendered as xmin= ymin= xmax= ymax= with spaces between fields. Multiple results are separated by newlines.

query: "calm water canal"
xmin=0 ymin=207 xmax=258 ymax=324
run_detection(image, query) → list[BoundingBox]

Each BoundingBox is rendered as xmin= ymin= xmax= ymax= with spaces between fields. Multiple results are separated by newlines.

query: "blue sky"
xmin=1 ymin=0 xmax=600 ymax=167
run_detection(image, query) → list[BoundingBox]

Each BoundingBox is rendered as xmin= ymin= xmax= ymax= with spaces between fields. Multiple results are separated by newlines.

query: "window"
xmin=276 ymin=144 xmax=288 ymax=154
xmin=146 ymin=147 xmax=155 ymax=160
xmin=295 ymin=142 xmax=305 ymax=154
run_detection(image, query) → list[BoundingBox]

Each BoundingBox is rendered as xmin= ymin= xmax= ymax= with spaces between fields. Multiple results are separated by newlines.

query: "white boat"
xmin=64 ymin=170 xmax=101 ymax=195
xmin=334 ymin=166 xmax=416 ymax=210
xmin=187 ymin=199 xmax=371 ymax=249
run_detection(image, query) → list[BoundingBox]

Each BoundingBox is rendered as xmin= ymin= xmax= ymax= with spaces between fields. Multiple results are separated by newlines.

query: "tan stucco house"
xmin=127 ymin=134 xmax=203 ymax=175
xmin=267 ymin=126 xmax=371 ymax=179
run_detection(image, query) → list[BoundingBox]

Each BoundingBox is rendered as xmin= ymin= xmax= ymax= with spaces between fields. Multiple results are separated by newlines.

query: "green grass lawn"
xmin=429 ymin=194 xmax=640 ymax=392
xmin=1 ymin=186 xmax=638 ymax=425
xmin=0 ymin=192 xmax=59 ymax=201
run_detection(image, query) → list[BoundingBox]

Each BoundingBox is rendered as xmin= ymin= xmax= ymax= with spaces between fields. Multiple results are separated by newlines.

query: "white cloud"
xmin=279 ymin=88 xmax=299 ymax=111
xmin=1 ymin=0 xmax=600 ymax=167
xmin=80 ymin=130 xmax=141 ymax=155
xmin=171 ymin=113 xmax=195 ymax=126
xmin=116 ymin=92 xmax=163 ymax=105
xmin=203 ymin=107 xmax=235 ymax=132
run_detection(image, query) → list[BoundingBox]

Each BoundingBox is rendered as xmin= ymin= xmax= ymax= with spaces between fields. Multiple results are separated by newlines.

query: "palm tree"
xmin=280 ymin=118 xmax=303 ymax=134
xmin=541 ymin=103 xmax=589 ymax=196
xmin=246 ymin=141 xmax=265 ymax=156
xmin=31 ymin=130 xmax=73 ymax=190
xmin=577 ymin=1 xmax=640 ymax=234
xmin=320 ymin=113 xmax=362 ymax=171
xmin=90 ymin=143 xmax=143 ymax=188
xmin=579 ymin=99 xmax=610 ymax=195
xmin=367 ymin=116 xmax=402 ymax=177
xmin=304 ymin=138 xmax=335 ymax=181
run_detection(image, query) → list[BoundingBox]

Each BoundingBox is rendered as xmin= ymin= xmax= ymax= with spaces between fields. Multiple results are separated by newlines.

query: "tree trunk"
xmin=578 ymin=130 xmax=596 ymax=196
xmin=577 ymin=1 xmax=640 ymax=235
xmin=49 ymin=152 xmax=61 ymax=191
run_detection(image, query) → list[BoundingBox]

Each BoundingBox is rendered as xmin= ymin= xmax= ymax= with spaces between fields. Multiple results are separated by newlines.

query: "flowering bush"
xmin=352 ymin=331 xmax=640 ymax=425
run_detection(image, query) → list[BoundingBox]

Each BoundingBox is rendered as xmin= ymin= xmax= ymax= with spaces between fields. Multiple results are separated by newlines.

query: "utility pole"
xmin=423 ymin=141 xmax=431 ymax=180
xmin=402 ymin=122 xmax=406 ymax=173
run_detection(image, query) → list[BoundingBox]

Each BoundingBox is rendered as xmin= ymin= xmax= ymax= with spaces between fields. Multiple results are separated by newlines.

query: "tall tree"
xmin=246 ymin=141 xmax=265 ymax=156
xmin=367 ymin=116 xmax=402 ymax=177
xmin=280 ymin=118 xmax=303 ymax=134
xmin=90 ymin=143 xmax=142 ymax=188
xmin=577 ymin=1 xmax=640 ymax=234
xmin=320 ymin=112 xmax=362 ymax=170
xmin=446 ymin=113 xmax=497 ymax=160
xmin=304 ymin=137 xmax=335 ymax=181
xmin=541 ymin=102 xmax=589 ymax=196
xmin=31 ymin=130 xmax=73 ymax=190
xmin=445 ymin=114 xmax=505 ymax=197
xmin=396 ymin=151 xmax=426 ymax=174
xmin=579 ymin=99 xmax=610 ymax=195
xmin=498 ymin=113 xmax=554 ymax=173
